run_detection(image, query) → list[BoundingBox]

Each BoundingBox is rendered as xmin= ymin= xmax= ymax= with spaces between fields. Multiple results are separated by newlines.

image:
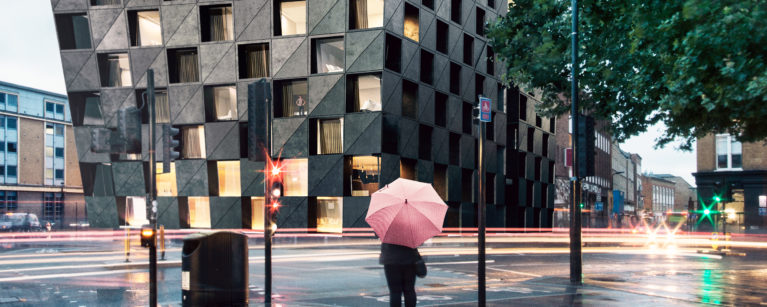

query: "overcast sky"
xmin=0 ymin=1 xmax=698 ymax=186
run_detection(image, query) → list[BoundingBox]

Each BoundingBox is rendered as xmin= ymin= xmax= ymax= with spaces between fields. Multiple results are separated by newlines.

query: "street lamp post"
xmin=569 ymin=0 xmax=583 ymax=286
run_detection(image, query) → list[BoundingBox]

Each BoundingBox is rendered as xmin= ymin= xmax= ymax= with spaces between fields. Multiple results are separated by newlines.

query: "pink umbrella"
xmin=365 ymin=178 xmax=448 ymax=248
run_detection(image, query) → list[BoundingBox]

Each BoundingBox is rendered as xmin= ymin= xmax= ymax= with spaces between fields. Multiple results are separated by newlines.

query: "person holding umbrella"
xmin=366 ymin=178 xmax=448 ymax=307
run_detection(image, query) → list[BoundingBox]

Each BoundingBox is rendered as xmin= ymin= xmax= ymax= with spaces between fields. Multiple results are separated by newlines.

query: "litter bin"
xmin=182 ymin=231 xmax=248 ymax=306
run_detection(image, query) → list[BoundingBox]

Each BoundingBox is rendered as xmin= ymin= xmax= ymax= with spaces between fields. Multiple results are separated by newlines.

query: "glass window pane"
xmin=137 ymin=11 xmax=162 ymax=46
xmin=317 ymin=197 xmax=342 ymax=233
xmin=182 ymin=126 xmax=206 ymax=159
xmin=126 ymin=196 xmax=149 ymax=226
xmin=350 ymin=0 xmax=384 ymax=29
xmin=731 ymin=139 xmax=742 ymax=168
xmin=202 ymin=6 xmax=233 ymax=42
xmin=46 ymin=147 xmax=54 ymax=157
xmin=188 ymin=197 xmax=211 ymax=228
xmin=217 ymin=161 xmax=241 ymax=196
xmin=716 ymin=135 xmax=728 ymax=169
xmin=98 ymin=53 xmax=132 ymax=87
xmin=204 ymin=86 xmax=237 ymax=121
xmin=351 ymin=156 xmax=380 ymax=196
xmin=283 ymin=159 xmax=308 ymax=196
xmin=313 ymin=37 xmax=344 ymax=73
xmin=352 ymin=74 xmax=381 ymax=112
xmin=251 ymin=197 xmax=264 ymax=231
xmin=276 ymin=80 xmax=308 ymax=117
xmin=156 ymin=162 xmax=178 ymax=196
xmin=403 ymin=4 xmax=419 ymax=42
xmin=318 ymin=118 xmax=342 ymax=154
xmin=55 ymin=169 xmax=64 ymax=179
xmin=279 ymin=1 xmax=307 ymax=35
xmin=6 ymin=95 xmax=17 ymax=111
xmin=239 ymin=44 xmax=270 ymax=79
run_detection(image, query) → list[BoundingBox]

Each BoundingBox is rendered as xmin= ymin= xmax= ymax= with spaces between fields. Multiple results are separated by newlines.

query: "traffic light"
xmin=248 ymin=79 xmax=272 ymax=162
xmin=140 ymin=226 xmax=155 ymax=248
xmin=91 ymin=127 xmax=112 ymax=153
xmin=115 ymin=107 xmax=142 ymax=154
xmin=576 ymin=114 xmax=595 ymax=178
xmin=267 ymin=160 xmax=283 ymax=236
xmin=162 ymin=124 xmax=180 ymax=173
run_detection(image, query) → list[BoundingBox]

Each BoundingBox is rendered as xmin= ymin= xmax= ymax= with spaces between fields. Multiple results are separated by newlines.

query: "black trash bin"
xmin=182 ymin=231 xmax=248 ymax=306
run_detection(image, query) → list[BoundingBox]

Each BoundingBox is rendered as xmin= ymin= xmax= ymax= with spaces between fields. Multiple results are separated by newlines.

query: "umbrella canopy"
xmin=365 ymin=178 xmax=448 ymax=248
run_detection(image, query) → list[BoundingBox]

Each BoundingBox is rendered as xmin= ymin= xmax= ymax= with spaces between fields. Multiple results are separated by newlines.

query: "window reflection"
xmin=282 ymin=159 xmax=308 ymax=196
xmin=350 ymin=156 xmax=379 ymax=196
xmin=317 ymin=197 xmax=342 ymax=233
xmin=181 ymin=126 xmax=206 ymax=159
xmin=204 ymin=85 xmax=237 ymax=121
xmin=98 ymin=53 xmax=132 ymax=87
xmin=188 ymin=197 xmax=211 ymax=228
xmin=278 ymin=0 xmax=307 ymax=36
xmin=312 ymin=37 xmax=344 ymax=74
xmin=130 ymin=10 xmax=162 ymax=46
xmin=156 ymin=162 xmax=177 ymax=196
xmin=126 ymin=196 xmax=149 ymax=226
xmin=348 ymin=74 xmax=381 ymax=112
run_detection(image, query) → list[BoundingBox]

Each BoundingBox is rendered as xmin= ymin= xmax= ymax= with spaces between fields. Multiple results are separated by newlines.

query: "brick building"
xmin=641 ymin=174 xmax=675 ymax=221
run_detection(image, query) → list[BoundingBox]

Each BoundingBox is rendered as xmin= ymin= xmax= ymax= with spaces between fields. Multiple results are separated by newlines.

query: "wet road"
xmin=0 ymin=231 xmax=766 ymax=306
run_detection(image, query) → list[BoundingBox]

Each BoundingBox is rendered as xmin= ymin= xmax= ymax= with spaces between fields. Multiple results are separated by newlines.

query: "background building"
xmin=610 ymin=145 xmax=641 ymax=226
xmin=51 ymin=0 xmax=555 ymax=230
xmin=651 ymin=174 xmax=696 ymax=213
xmin=641 ymin=174 xmax=675 ymax=222
xmin=694 ymin=134 xmax=767 ymax=233
xmin=0 ymin=81 xmax=85 ymax=228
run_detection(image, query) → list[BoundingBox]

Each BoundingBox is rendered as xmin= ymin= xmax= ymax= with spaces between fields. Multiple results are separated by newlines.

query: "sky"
xmin=0 ymin=2 xmax=698 ymax=186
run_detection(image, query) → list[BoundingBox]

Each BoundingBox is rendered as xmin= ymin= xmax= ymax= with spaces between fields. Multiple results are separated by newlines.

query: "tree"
xmin=487 ymin=0 xmax=767 ymax=149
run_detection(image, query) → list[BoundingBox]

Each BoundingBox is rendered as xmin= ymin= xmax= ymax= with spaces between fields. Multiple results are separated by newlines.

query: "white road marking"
xmin=486 ymin=266 xmax=543 ymax=277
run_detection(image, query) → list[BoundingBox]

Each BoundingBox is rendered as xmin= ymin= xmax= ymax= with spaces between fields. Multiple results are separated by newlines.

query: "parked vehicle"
xmin=0 ymin=213 xmax=42 ymax=232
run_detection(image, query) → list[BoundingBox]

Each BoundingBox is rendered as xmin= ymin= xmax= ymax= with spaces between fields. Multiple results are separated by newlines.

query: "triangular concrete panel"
xmin=418 ymin=87 xmax=435 ymax=124
xmin=68 ymin=53 xmax=101 ymax=91
xmin=100 ymin=88 xmax=135 ymax=128
xmin=384 ymin=0 xmax=403 ymax=34
xmin=210 ymin=197 xmax=241 ymax=228
xmin=89 ymin=8 xmax=122 ymax=48
xmin=136 ymin=50 xmax=168 ymax=88
xmin=169 ymin=85 xmax=204 ymax=124
xmin=309 ymin=155 xmax=343 ymax=196
xmin=205 ymin=121 xmax=240 ymax=160
xmin=308 ymin=74 xmax=344 ymax=116
xmin=97 ymin=13 xmax=129 ymax=50
xmin=399 ymin=119 xmax=418 ymax=159
xmin=272 ymin=117 xmax=306 ymax=157
xmin=346 ymin=30 xmax=384 ymax=72
xmin=164 ymin=4 xmax=199 ymax=46
xmin=176 ymin=159 xmax=209 ymax=196
xmin=201 ymin=43 xmax=236 ymax=84
xmin=112 ymin=162 xmax=146 ymax=196
xmin=381 ymin=73 xmax=402 ymax=115
xmin=273 ymin=38 xmax=308 ymax=79
xmin=401 ymin=40 xmax=420 ymax=81
xmin=54 ymin=0 xmax=87 ymax=11
xmin=343 ymin=112 xmax=381 ymax=155
xmin=60 ymin=51 xmax=91 ymax=86
xmin=130 ymin=47 xmax=164 ymax=86
xmin=235 ymin=0 xmax=271 ymax=41
xmin=309 ymin=0 xmax=344 ymax=35
xmin=240 ymin=159 xmax=265 ymax=196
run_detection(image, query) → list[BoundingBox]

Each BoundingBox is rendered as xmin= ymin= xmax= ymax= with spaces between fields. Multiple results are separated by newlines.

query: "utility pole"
xmin=264 ymin=96 xmax=273 ymax=305
xmin=569 ymin=0 xmax=583 ymax=286
xmin=147 ymin=69 xmax=158 ymax=306
xmin=478 ymin=115 xmax=486 ymax=307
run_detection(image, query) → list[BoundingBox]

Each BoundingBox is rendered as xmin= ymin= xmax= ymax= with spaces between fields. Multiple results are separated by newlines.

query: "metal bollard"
xmin=160 ymin=225 xmax=166 ymax=260
xmin=124 ymin=228 xmax=130 ymax=262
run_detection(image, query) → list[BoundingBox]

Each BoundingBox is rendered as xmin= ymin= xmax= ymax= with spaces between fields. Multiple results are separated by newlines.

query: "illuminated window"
xmin=181 ymin=126 xmax=206 ymax=159
xmin=129 ymin=10 xmax=162 ymax=46
xmin=403 ymin=3 xmax=419 ymax=42
xmin=97 ymin=53 xmax=132 ymax=87
xmin=201 ymin=5 xmax=233 ymax=42
xmin=275 ymin=0 xmax=307 ymax=36
xmin=716 ymin=134 xmax=742 ymax=170
xmin=282 ymin=158 xmax=308 ymax=196
xmin=156 ymin=162 xmax=178 ymax=196
xmin=347 ymin=74 xmax=382 ymax=112
xmin=274 ymin=79 xmax=308 ymax=118
xmin=348 ymin=156 xmax=380 ymax=196
xmin=315 ymin=118 xmax=343 ymax=154
xmin=204 ymin=85 xmax=237 ymax=121
xmin=126 ymin=196 xmax=149 ymax=226
xmin=215 ymin=161 xmax=241 ymax=196
xmin=400 ymin=158 xmax=416 ymax=180
xmin=317 ymin=197 xmax=342 ymax=233
xmin=312 ymin=37 xmax=345 ymax=74
xmin=188 ymin=197 xmax=211 ymax=228
xmin=349 ymin=0 xmax=384 ymax=29
xmin=250 ymin=197 xmax=264 ymax=230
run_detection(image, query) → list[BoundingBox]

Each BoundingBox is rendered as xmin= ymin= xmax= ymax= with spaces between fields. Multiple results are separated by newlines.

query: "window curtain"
xmin=178 ymin=51 xmax=199 ymax=83
xmin=246 ymin=45 xmax=269 ymax=78
xmin=353 ymin=0 xmax=368 ymax=29
xmin=319 ymin=119 xmax=342 ymax=154
xmin=281 ymin=81 xmax=306 ymax=117
xmin=217 ymin=161 xmax=241 ymax=196
xmin=350 ymin=77 xmax=361 ymax=112
xmin=209 ymin=7 xmax=233 ymax=41
xmin=188 ymin=197 xmax=211 ymax=228
xmin=213 ymin=86 xmax=236 ymax=120
xmin=182 ymin=126 xmax=206 ymax=159
xmin=155 ymin=92 xmax=170 ymax=123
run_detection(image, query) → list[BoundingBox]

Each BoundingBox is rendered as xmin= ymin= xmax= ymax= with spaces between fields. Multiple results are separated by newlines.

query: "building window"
xmin=402 ymin=80 xmax=418 ymax=119
xmin=350 ymin=0 xmax=384 ymax=29
xmin=436 ymin=20 xmax=448 ymax=54
xmin=97 ymin=53 xmax=132 ymax=87
xmin=497 ymin=84 xmax=505 ymax=112
xmin=451 ymin=0 xmax=462 ymax=23
xmin=315 ymin=118 xmax=343 ymax=155
xmin=275 ymin=0 xmax=307 ymax=36
xmin=137 ymin=89 xmax=170 ymax=124
xmin=716 ymin=134 xmax=742 ymax=169
xmin=475 ymin=74 xmax=485 ymax=96
xmin=69 ymin=92 xmax=103 ymax=126
xmin=400 ymin=158 xmax=416 ymax=180
xmin=462 ymin=102 xmax=472 ymax=134
xmin=385 ymin=34 xmax=402 ymax=72
xmin=317 ymin=197 xmax=343 ymax=233
xmin=347 ymin=156 xmax=380 ymax=196
xmin=45 ymin=101 xmax=66 ymax=120
xmin=204 ymin=85 xmax=237 ymax=121
xmin=450 ymin=62 xmax=461 ymax=94
xmin=55 ymin=13 xmax=92 ymax=50
xmin=5 ymin=192 xmax=17 ymax=211
xmin=238 ymin=43 xmax=270 ymax=79
xmin=274 ymin=79 xmax=308 ymax=117
xmin=201 ymin=5 xmax=233 ymax=42
xmin=476 ymin=7 xmax=485 ymax=36
xmin=404 ymin=3 xmax=419 ymax=42
xmin=282 ymin=158 xmax=308 ymax=196
xmin=250 ymin=197 xmax=265 ymax=230
xmin=434 ymin=164 xmax=447 ymax=200
xmin=434 ymin=92 xmax=447 ymax=127
xmin=420 ymin=50 xmax=434 ymax=84
xmin=128 ymin=10 xmax=162 ymax=47
xmin=187 ymin=197 xmax=211 ymax=228
xmin=215 ymin=160 xmax=241 ymax=196
xmin=181 ymin=125 xmax=206 ymax=159
xmin=156 ymin=162 xmax=178 ymax=196
xmin=125 ymin=196 xmax=148 ymax=226
xmin=0 ymin=92 xmax=19 ymax=112
xmin=347 ymin=74 xmax=382 ymax=112
xmin=463 ymin=34 xmax=473 ymax=65
xmin=91 ymin=0 xmax=120 ymax=5
xmin=312 ymin=37 xmax=344 ymax=74
xmin=462 ymin=168 xmax=473 ymax=202
xmin=168 ymin=48 xmax=200 ymax=84
xmin=449 ymin=133 xmax=460 ymax=165
xmin=45 ymin=122 xmax=66 ymax=185
xmin=519 ymin=94 xmax=527 ymax=121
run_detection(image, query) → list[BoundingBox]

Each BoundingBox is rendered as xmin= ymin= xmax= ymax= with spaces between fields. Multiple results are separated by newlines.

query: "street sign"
xmin=479 ymin=96 xmax=492 ymax=122
xmin=595 ymin=202 xmax=603 ymax=211
xmin=759 ymin=207 xmax=766 ymax=216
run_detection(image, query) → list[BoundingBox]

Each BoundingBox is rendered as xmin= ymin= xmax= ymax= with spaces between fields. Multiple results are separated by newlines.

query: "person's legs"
xmin=384 ymin=265 xmax=404 ymax=307
xmin=401 ymin=264 xmax=417 ymax=307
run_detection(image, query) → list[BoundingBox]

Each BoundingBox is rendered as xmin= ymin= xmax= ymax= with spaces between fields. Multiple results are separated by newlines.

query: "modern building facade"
xmin=51 ymin=0 xmax=554 ymax=230
xmin=694 ymin=134 xmax=767 ymax=233
xmin=0 ymin=81 xmax=85 ymax=228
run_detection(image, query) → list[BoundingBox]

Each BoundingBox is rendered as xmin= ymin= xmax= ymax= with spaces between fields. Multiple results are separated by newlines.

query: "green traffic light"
xmin=703 ymin=209 xmax=710 ymax=215
xmin=713 ymin=195 xmax=721 ymax=202
xmin=579 ymin=203 xmax=584 ymax=209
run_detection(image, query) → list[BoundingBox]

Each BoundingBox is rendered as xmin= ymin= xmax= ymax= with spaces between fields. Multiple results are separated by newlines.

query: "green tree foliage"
xmin=487 ymin=0 xmax=767 ymax=149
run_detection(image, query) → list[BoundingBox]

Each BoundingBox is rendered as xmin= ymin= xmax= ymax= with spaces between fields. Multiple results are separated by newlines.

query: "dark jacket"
xmin=379 ymin=243 xmax=422 ymax=265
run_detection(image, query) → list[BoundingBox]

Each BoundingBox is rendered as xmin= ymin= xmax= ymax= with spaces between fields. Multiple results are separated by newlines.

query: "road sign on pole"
xmin=479 ymin=96 xmax=492 ymax=122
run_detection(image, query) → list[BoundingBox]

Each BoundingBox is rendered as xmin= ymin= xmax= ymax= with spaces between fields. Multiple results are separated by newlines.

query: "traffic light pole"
xmin=264 ymin=90 xmax=273 ymax=305
xmin=478 ymin=120 xmax=486 ymax=307
xmin=569 ymin=0 xmax=583 ymax=286
xmin=146 ymin=69 xmax=159 ymax=306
